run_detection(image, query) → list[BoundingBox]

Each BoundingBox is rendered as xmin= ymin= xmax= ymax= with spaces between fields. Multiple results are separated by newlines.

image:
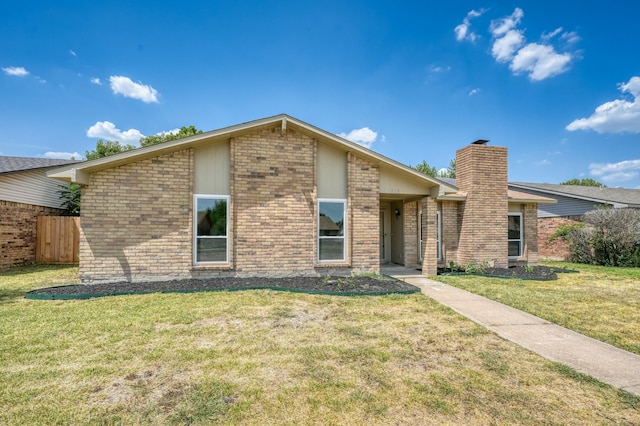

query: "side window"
xmin=508 ymin=213 xmax=522 ymax=258
xmin=194 ymin=195 xmax=229 ymax=263
xmin=318 ymin=199 xmax=346 ymax=261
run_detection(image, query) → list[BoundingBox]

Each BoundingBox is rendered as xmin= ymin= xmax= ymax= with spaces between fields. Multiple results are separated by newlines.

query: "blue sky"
xmin=1 ymin=1 xmax=639 ymax=187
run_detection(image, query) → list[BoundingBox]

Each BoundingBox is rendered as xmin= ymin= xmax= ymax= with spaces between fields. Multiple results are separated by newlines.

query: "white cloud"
xmin=69 ymin=50 xmax=77 ymax=57
xmin=509 ymin=43 xmax=572 ymax=81
xmin=589 ymin=159 xmax=640 ymax=182
xmin=44 ymin=151 xmax=81 ymax=160
xmin=468 ymin=88 xmax=480 ymax=96
xmin=109 ymin=75 xmax=159 ymax=103
xmin=567 ymin=76 xmax=640 ymax=133
xmin=338 ymin=127 xmax=378 ymax=149
xmin=536 ymin=159 xmax=551 ymax=166
xmin=90 ymin=77 xmax=102 ymax=85
xmin=86 ymin=121 xmax=145 ymax=143
xmin=454 ymin=9 xmax=485 ymax=42
xmin=2 ymin=66 xmax=29 ymax=77
xmin=488 ymin=8 xmax=577 ymax=81
xmin=489 ymin=8 xmax=523 ymax=37
xmin=491 ymin=30 xmax=524 ymax=62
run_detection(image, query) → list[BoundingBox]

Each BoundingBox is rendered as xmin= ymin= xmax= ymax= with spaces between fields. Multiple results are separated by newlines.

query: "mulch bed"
xmin=438 ymin=265 xmax=560 ymax=280
xmin=26 ymin=276 xmax=421 ymax=300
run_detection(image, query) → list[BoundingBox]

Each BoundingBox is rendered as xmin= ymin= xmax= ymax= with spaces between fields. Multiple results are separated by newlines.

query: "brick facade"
xmin=348 ymin=153 xmax=380 ymax=274
xmin=456 ymin=144 xmax=509 ymax=268
xmin=0 ymin=200 xmax=62 ymax=268
xmin=231 ymin=128 xmax=317 ymax=275
xmin=522 ymin=203 xmax=539 ymax=265
xmin=421 ymin=196 xmax=438 ymax=275
xmin=79 ymin=150 xmax=193 ymax=282
xmin=403 ymin=201 xmax=419 ymax=269
xmin=538 ymin=216 xmax=582 ymax=260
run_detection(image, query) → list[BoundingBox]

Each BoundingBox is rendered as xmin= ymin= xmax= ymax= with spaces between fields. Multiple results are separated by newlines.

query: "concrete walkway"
xmin=382 ymin=265 xmax=640 ymax=396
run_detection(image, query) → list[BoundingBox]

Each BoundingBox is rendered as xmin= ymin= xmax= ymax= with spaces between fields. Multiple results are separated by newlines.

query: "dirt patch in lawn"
xmin=438 ymin=265 xmax=561 ymax=280
xmin=26 ymin=275 xmax=420 ymax=300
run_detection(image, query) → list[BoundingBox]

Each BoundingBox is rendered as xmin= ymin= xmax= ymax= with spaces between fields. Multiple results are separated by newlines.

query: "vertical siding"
xmin=194 ymin=141 xmax=230 ymax=194
xmin=317 ymin=143 xmax=347 ymax=198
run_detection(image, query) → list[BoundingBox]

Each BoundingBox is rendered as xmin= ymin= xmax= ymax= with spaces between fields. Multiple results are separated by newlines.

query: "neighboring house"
xmin=49 ymin=114 xmax=553 ymax=283
xmin=508 ymin=182 xmax=640 ymax=259
xmin=0 ymin=156 xmax=77 ymax=267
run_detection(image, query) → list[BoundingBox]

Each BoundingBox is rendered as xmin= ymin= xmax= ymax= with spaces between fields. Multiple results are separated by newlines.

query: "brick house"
xmin=0 ymin=156 xmax=76 ymax=267
xmin=49 ymin=115 xmax=553 ymax=283
xmin=509 ymin=182 xmax=640 ymax=260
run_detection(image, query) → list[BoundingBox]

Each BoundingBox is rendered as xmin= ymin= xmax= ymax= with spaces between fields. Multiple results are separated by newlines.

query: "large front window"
xmin=318 ymin=199 xmax=346 ymax=261
xmin=508 ymin=213 xmax=522 ymax=258
xmin=194 ymin=195 xmax=228 ymax=263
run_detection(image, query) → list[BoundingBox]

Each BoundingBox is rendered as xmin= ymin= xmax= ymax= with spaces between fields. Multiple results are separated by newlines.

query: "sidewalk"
xmin=383 ymin=266 xmax=640 ymax=396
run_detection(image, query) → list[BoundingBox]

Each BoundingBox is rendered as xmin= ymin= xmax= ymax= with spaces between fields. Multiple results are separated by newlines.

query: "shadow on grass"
xmin=0 ymin=288 xmax=32 ymax=304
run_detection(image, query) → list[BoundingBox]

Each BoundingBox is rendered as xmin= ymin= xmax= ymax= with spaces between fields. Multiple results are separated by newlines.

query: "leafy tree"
xmin=560 ymin=178 xmax=606 ymax=187
xmin=85 ymin=139 xmax=136 ymax=160
xmin=412 ymin=159 xmax=456 ymax=178
xmin=139 ymin=125 xmax=203 ymax=147
xmin=57 ymin=183 xmax=81 ymax=216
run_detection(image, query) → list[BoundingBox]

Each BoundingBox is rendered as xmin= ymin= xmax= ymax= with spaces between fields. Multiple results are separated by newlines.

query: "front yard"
xmin=1 ymin=265 xmax=638 ymax=424
xmin=434 ymin=261 xmax=640 ymax=355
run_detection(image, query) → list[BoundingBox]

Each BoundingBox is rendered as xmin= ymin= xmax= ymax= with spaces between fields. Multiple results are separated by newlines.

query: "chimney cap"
xmin=471 ymin=139 xmax=489 ymax=145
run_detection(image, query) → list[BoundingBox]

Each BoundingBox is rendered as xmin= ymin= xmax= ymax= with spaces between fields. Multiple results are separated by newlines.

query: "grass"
xmin=0 ymin=264 xmax=638 ymax=424
xmin=434 ymin=260 xmax=640 ymax=355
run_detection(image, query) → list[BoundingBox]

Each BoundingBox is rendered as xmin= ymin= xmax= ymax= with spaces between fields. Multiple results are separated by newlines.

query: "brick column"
xmin=421 ymin=197 xmax=438 ymax=276
xmin=403 ymin=201 xmax=419 ymax=269
xmin=523 ymin=203 xmax=538 ymax=265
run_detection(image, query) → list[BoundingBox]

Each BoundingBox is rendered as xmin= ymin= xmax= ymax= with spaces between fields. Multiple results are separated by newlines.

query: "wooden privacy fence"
xmin=36 ymin=216 xmax=80 ymax=263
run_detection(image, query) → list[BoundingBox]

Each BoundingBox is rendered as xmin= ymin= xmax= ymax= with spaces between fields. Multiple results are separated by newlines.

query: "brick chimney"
xmin=455 ymin=141 xmax=509 ymax=268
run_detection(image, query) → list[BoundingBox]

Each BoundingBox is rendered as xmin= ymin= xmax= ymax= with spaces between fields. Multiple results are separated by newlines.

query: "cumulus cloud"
xmin=90 ymin=77 xmax=102 ymax=85
xmin=2 ymin=66 xmax=29 ymax=77
xmin=589 ymin=159 xmax=640 ymax=183
xmin=86 ymin=121 xmax=145 ymax=144
xmin=487 ymin=8 xmax=577 ymax=81
xmin=338 ymin=127 xmax=378 ymax=149
xmin=454 ymin=9 xmax=485 ymax=42
xmin=509 ymin=43 xmax=572 ymax=81
xmin=44 ymin=151 xmax=82 ymax=160
xmin=109 ymin=75 xmax=159 ymax=103
xmin=567 ymin=76 xmax=640 ymax=133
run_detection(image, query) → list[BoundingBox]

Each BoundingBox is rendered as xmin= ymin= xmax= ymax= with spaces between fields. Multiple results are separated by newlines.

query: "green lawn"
xmin=1 ymin=264 xmax=638 ymax=425
xmin=434 ymin=261 xmax=640 ymax=355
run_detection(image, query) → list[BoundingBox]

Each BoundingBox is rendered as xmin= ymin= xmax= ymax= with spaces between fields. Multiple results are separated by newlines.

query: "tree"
xmin=412 ymin=159 xmax=456 ymax=178
xmin=560 ymin=178 xmax=606 ymax=187
xmin=139 ymin=125 xmax=203 ymax=147
xmin=57 ymin=183 xmax=81 ymax=216
xmin=85 ymin=139 xmax=136 ymax=160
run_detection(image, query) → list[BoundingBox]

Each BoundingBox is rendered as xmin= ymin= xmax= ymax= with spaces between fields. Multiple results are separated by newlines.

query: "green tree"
xmin=57 ymin=183 xmax=81 ymax=216
xmin=560 ymin=178 xmax=606 ymax=187
xmin=85 ymin=139 xmax=136 ymax=160
xmin=139 ymin=125 xmax=203 ymax=147
xmin=412 ymin=159 xmax=456 ymax=178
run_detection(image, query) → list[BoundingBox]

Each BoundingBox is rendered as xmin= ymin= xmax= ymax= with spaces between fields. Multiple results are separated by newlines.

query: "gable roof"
xmin=437 ymin=178 xmax=555 ymax=204
xmin=509 ymin=182 xmax=640 ymax=208
xmin=48 ymin=114 xmax=458 ymax=194
xmin=0 ymin=156 xmax=78 ymax=175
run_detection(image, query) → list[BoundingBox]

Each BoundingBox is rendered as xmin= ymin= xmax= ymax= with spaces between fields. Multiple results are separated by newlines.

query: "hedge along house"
xmin=49 ymin=115 xmax=552 ymax=283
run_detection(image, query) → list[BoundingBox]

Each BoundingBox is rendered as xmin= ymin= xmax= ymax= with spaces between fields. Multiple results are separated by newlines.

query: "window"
xmin=318 ymin=199 xmax=346 ymax=261
xmin=194 ymin=195 xmax=229 ymax=263
xmin=508 ymin=213 xmax=522 ymax=258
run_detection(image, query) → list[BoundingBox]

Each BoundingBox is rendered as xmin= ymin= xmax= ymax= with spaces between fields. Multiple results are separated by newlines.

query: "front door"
xmin=379 ymin=208 xmax=391 ymax=263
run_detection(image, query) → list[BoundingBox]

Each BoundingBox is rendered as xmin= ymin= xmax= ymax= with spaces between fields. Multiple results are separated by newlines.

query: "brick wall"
xmin=538 ymin=216 xmax=582 ymax=260
xmin=403 ymin=201 xmax=419 ymax=269
xmin=348 ymin=153 xmax=380 ymax=274
xmin=80 ymin=149 xmax=193 ymax=282
xmin=0 ymin=200 xmax=62 ymax=268
xmin=440 ymin=200 xmax=460 ymax=266
xmin=522 ymin=203 xmax=539 ymax=265
xmin=421 ymin=196 xmax=438 ymax=275
xmin=231 ymin=128 xmax=317 ymax=275
xmin=456 ymin=144 xmax=509 ymax=268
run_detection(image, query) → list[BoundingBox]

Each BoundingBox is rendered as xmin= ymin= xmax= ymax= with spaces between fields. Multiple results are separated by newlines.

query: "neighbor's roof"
xmin=437 ymin=178 xmax=555 ymax=204
xmin=0 ymin=156 xmax=78 ymax=175
xmin=510 ymin=182 xmax=640 ymax=208
xmin=48 ymin=114 xmax=458 ymax=194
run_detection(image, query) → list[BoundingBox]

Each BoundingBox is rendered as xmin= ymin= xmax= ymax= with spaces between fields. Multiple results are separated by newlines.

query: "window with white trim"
xmin=508 ymin=213 xmax=522 ymax=258
xmin=318 ymin=199 xmax=346 ymax=261
xmin=194 ymin=195 xmax=229 ymax=263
